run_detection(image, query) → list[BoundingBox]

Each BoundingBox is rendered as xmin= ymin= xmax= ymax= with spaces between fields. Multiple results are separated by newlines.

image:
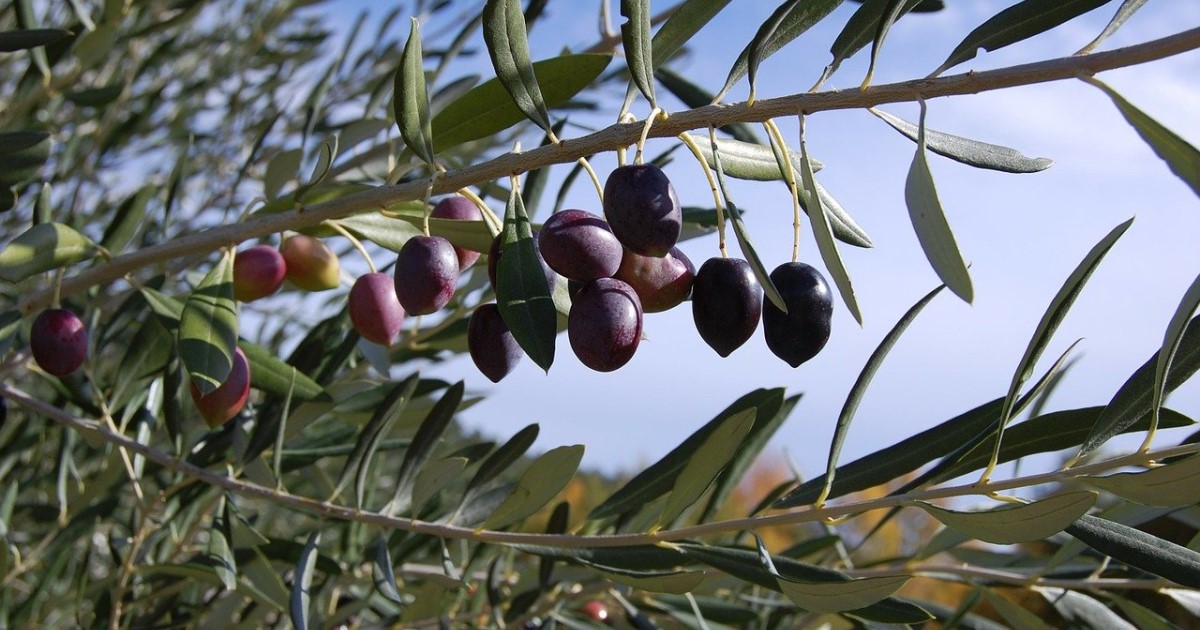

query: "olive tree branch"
xmin=18 ymin=25 xmax=1200 ymax=315
xmin=5 ymin=380 xmax=1199 ymax=551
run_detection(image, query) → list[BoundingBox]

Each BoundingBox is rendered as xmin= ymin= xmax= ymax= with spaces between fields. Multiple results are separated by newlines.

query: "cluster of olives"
xmin=467 ymin=162 xmax=835 ymax=380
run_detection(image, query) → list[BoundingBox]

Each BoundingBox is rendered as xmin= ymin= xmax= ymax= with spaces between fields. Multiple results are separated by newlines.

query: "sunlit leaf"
xmin=872 ymin=108 xmax=1053 ymax=173
xmin=264 ymin=149 xmax=303 ymax=201
xmin=934 ymin=0 xmax=1111 ymax=76
xmin=593 ymin=567 xmax=705 ymax=594
xmin=1078 ymin=0 xmax=1150 ymax=54
xmin=920 ymin=491 xmax=1096 ymax=544
xmin=620 ymin=0 xmax=655 ymax=107
xmin=431 ymin=54 xmax=611 ymax=151
xmin=981 ymin=589 xmax=1056 ymax=630
xmin=178 ymin=254 xmax=239 ymax=394
xmin=482 ymin=444 xmax=583 ymax=529
xmin=1036 ymin=586 xmax=1136 ymax=629
xmin=388 ymin=381 xmax=465 ymax=515
xmin=1087 ymin=454 xmax=1200 ymax=507
xmin=777 ymin=574 xmax=910 ymax=614
xmin=656 ymin=409 xmax=755 ymax=528
xmin=371 ymin=538 xmax=404 ymax=605
xmin=237 ymin=341 xmax=324 ymax=402
xmin=411 ymin=457 xmax=468 ymax=516
xmin=1094 ymin=78 xmax=1200 ymax=198
xmin=0 ymin=223 xmax=99 ymax=284
xmin=651 ymin=0 xmax=732 ymax=68
xmin=799 ymin=133 xmax=863 ymax=323
xmin=719 ymin=0 xmax=843 ymax=101
xmin=330 ymin=374 xmax=419 ymax=507
xmin=394 ymin=18 xmax=435 ymax=164
xmin=482 ymin=0 xmax=554 ymax=135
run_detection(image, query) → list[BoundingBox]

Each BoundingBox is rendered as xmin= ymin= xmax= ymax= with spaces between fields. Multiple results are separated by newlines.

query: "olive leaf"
xmin=394 ymin=18 xmax=436 ymax=165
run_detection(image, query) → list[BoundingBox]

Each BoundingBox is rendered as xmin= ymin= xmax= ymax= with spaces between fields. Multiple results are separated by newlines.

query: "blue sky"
xmin=320 ymin=1 xmax=1200 ymax=478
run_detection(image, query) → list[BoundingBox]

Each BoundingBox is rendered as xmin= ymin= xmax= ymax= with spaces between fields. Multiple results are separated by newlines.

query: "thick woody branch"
xmin=18 ymin=26 xmax=1200 ymax=314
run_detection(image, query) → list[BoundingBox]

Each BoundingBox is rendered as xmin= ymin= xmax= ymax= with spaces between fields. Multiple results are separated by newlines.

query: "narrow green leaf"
xmin=934 ymin=0 xmax=1111 ymax=76
xmin=719 ymin=0 xmax=843 ymax=101
xmin=1082 ymin=314 xmax=1200 ymax=456
xmin=0 ymin=28 xmax=70 ymax=52
xmin=0 ymin=223 xmax=98 ymax=283
xmin=290 ymin=531 xmax=321 ymax=630
xmin=431 ymin=54 xmax=611 ymax=151
xmin=1087 ymin=453 xmax=1200 ymax=507
xmin=394 ymin=18 xmax=435 ymax=165
xmin=700 ymin=393 xmax=798 ymax=521
xmin=934 ymin=407 xmax=1193 ymax=484
xmin=335 ymin=209 xmax=424 ymax=253
xmin=590 ymin=389 xmax=783 ymax=521
xmin=651 ymin=0 xmax=732 ymax=67
xmin=679 ymin=544 xmax=931 ymax=623
xmin=482 ymin=444 xmax=584 ymax=530
xmin=620 ymin=0 xmax=655 ymax=107
xmin=1151 ymin=272 xmax=1200 ymax=443
xmin=992 ymin=218 xmax=1132 ymax=467
xmin=905 ymin=106 xmax=973 ymax=303
xmin=707 ymin=135 xmax=787 ymax=313
xmin=412 ymin=457 xmax=468 ymax=516
xmin=1036 ymin=587 xmax=1137 ymax=629
xmin=657 ymin=69 xmax=760 ymax=144
xmin=1067 ymin=514 xmax=1200 ymax=588
xmin=777 ymin=575 xmax=910 ymax=614
xmin=294 ymin=138 xmax=338 ymax=204
xmin=466 ymin=423 xmax=539 ymax=494
xmin=237 ymin=341 xmax=323 ymax=401
xmin=371 ymin=538 xmax=404 ymax=605
xmin=1111 ymin=594 xmax=1176 ymax=630
xmin=919 ymin=491 xmax=1096 ymax=545
xmin=388 ymin=381 xmax=465 ymax=515
xmin=827 ymin=0 xmax=917 ymax=80
xmin=1078 ymin=0 xmax=1150 ymax=54
xmin=178 ymin=254 xmax=239 ymax=394
xmin=799 ymin=132 xmax=863 ymax=323
xmin=482 ymin=0 xmax=554 ymax=135
xmin=14 ymin=0 xmax=49 ymax=81
xmin=392 ymin=216 xmax=493 ymax=254
xmin=684 ymin=132 xmax=815 ymax=181
xmin=871 ymin=108 xmax=1053 ymax=173
xmin=981 ymin=589 xmax=1057 ymax=630
xmin=862 ymin=0 xmax=922 ymax=87
xmin=208 ymin=516 xmax=237 ymax=591
xmin=656 ymin=409 xmax=756 ymax=528
xmin=1163 ymin=588 xmax=1200 ymax=616
xmin=330 ymin=374 xmax=419 ymax=505
xmin=264 ymin=149 xmax=303 ymax=201
xmin=496 ymin=187 xmax=556 ymax=371
xmin=819 ymin=284 xmax=944 ymax=502
xmin=100 ymin=185 xmax=155 ymax=253
xmin=594 ymin=567 xmax=705 ymax=594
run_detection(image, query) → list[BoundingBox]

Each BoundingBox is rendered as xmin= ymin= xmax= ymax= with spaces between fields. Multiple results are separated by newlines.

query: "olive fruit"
xmin=537 ymin=209 xmax=622 ymax=281
xmin=233 ymin=244 xmax=287 ymax=302
xmin=762 ymin=262 xmax=833 ymax=367
xmin=394 ymin=235 xmax=459 ymax=315
xmin=692 ymin=258 xmax=762 ymax=357
xmin=487 ymin=231 xmax=558 ymax=293
xmin=615 ymin=246 xmax=695 ymax=313
xmin=431 ymin=196 xmax=485 ymax=270
xmin=467 ymin=303 xmax=522 ymax=382
xmin=581 ymin=600 xmax=609 ymax=622
xmin=189 ymin=347 xmax=251 ymax=428
xmin=568 ymin=277 xmax=643 ymax=372
xmin=602 ymin=164 xmax=681 ymax=257
xmin=280 ymin=234 xmax=340 ymax=291
xmin=31 ymin=308 xmax=88 ymax=376
xmin=349 ymin=272 xmax=406 ymax=346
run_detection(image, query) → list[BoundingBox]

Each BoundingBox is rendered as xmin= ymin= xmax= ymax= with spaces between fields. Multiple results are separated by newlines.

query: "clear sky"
xmin=319 ymin=1 xmax=1200 ymax=479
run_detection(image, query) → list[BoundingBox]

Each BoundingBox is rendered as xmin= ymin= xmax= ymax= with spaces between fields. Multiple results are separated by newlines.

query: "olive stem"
xmin=455 ymin=187 xmax=503 ymax=235
xmin=634 ymin=107 xmax=663 ymax=165
xmin=324 ymin=220 xmax=377 ymax=274
xmin=675 ymin=132 xmax=727 ymax=256
xmin=763 ymin=119 xmax=803 ymax=263
xmin=19 ymin=26 xmax=1200 ymax=314
xmin=577 ymin=157 xmax=605 ymax=207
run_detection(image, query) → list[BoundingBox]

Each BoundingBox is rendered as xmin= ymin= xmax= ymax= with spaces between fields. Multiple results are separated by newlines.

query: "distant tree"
xmin=2 ymin=1 xmax=1200 ymax=627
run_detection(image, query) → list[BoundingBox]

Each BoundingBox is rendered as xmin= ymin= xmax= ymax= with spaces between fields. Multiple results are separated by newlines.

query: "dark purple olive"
xmin=395 ymin=236 xmax=460 ymax=315
xmin=568 ymin=278 xmax=643 ymax=372
xmin=615 ymin=246 xmax=695 ymax=313
xmin=692 ymin=258 xmax=762 ymax=357
xmin=31 ymin=308 xmax=88 ymax=376
xmin=537 ymin=209 xmax=623 ymax=281
xmin=431 ymin=196 xmax=485 ymax=270
xmin=233 ymin=245 xmax=287 ymax=302
xmin=190 ymin=347 xmax=251 ymax=428
xmin=602 ymin=164 xmax=681 ymax=257
xmin=762 ymin=262 xmax=833 ymax=367
xmin=468 ymin=303 xmax=523 ymax=382
xmin=487 ymin=231 xmax=558 ymax=293
xmin=349 ymin=272 xmax=406 ymax=346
